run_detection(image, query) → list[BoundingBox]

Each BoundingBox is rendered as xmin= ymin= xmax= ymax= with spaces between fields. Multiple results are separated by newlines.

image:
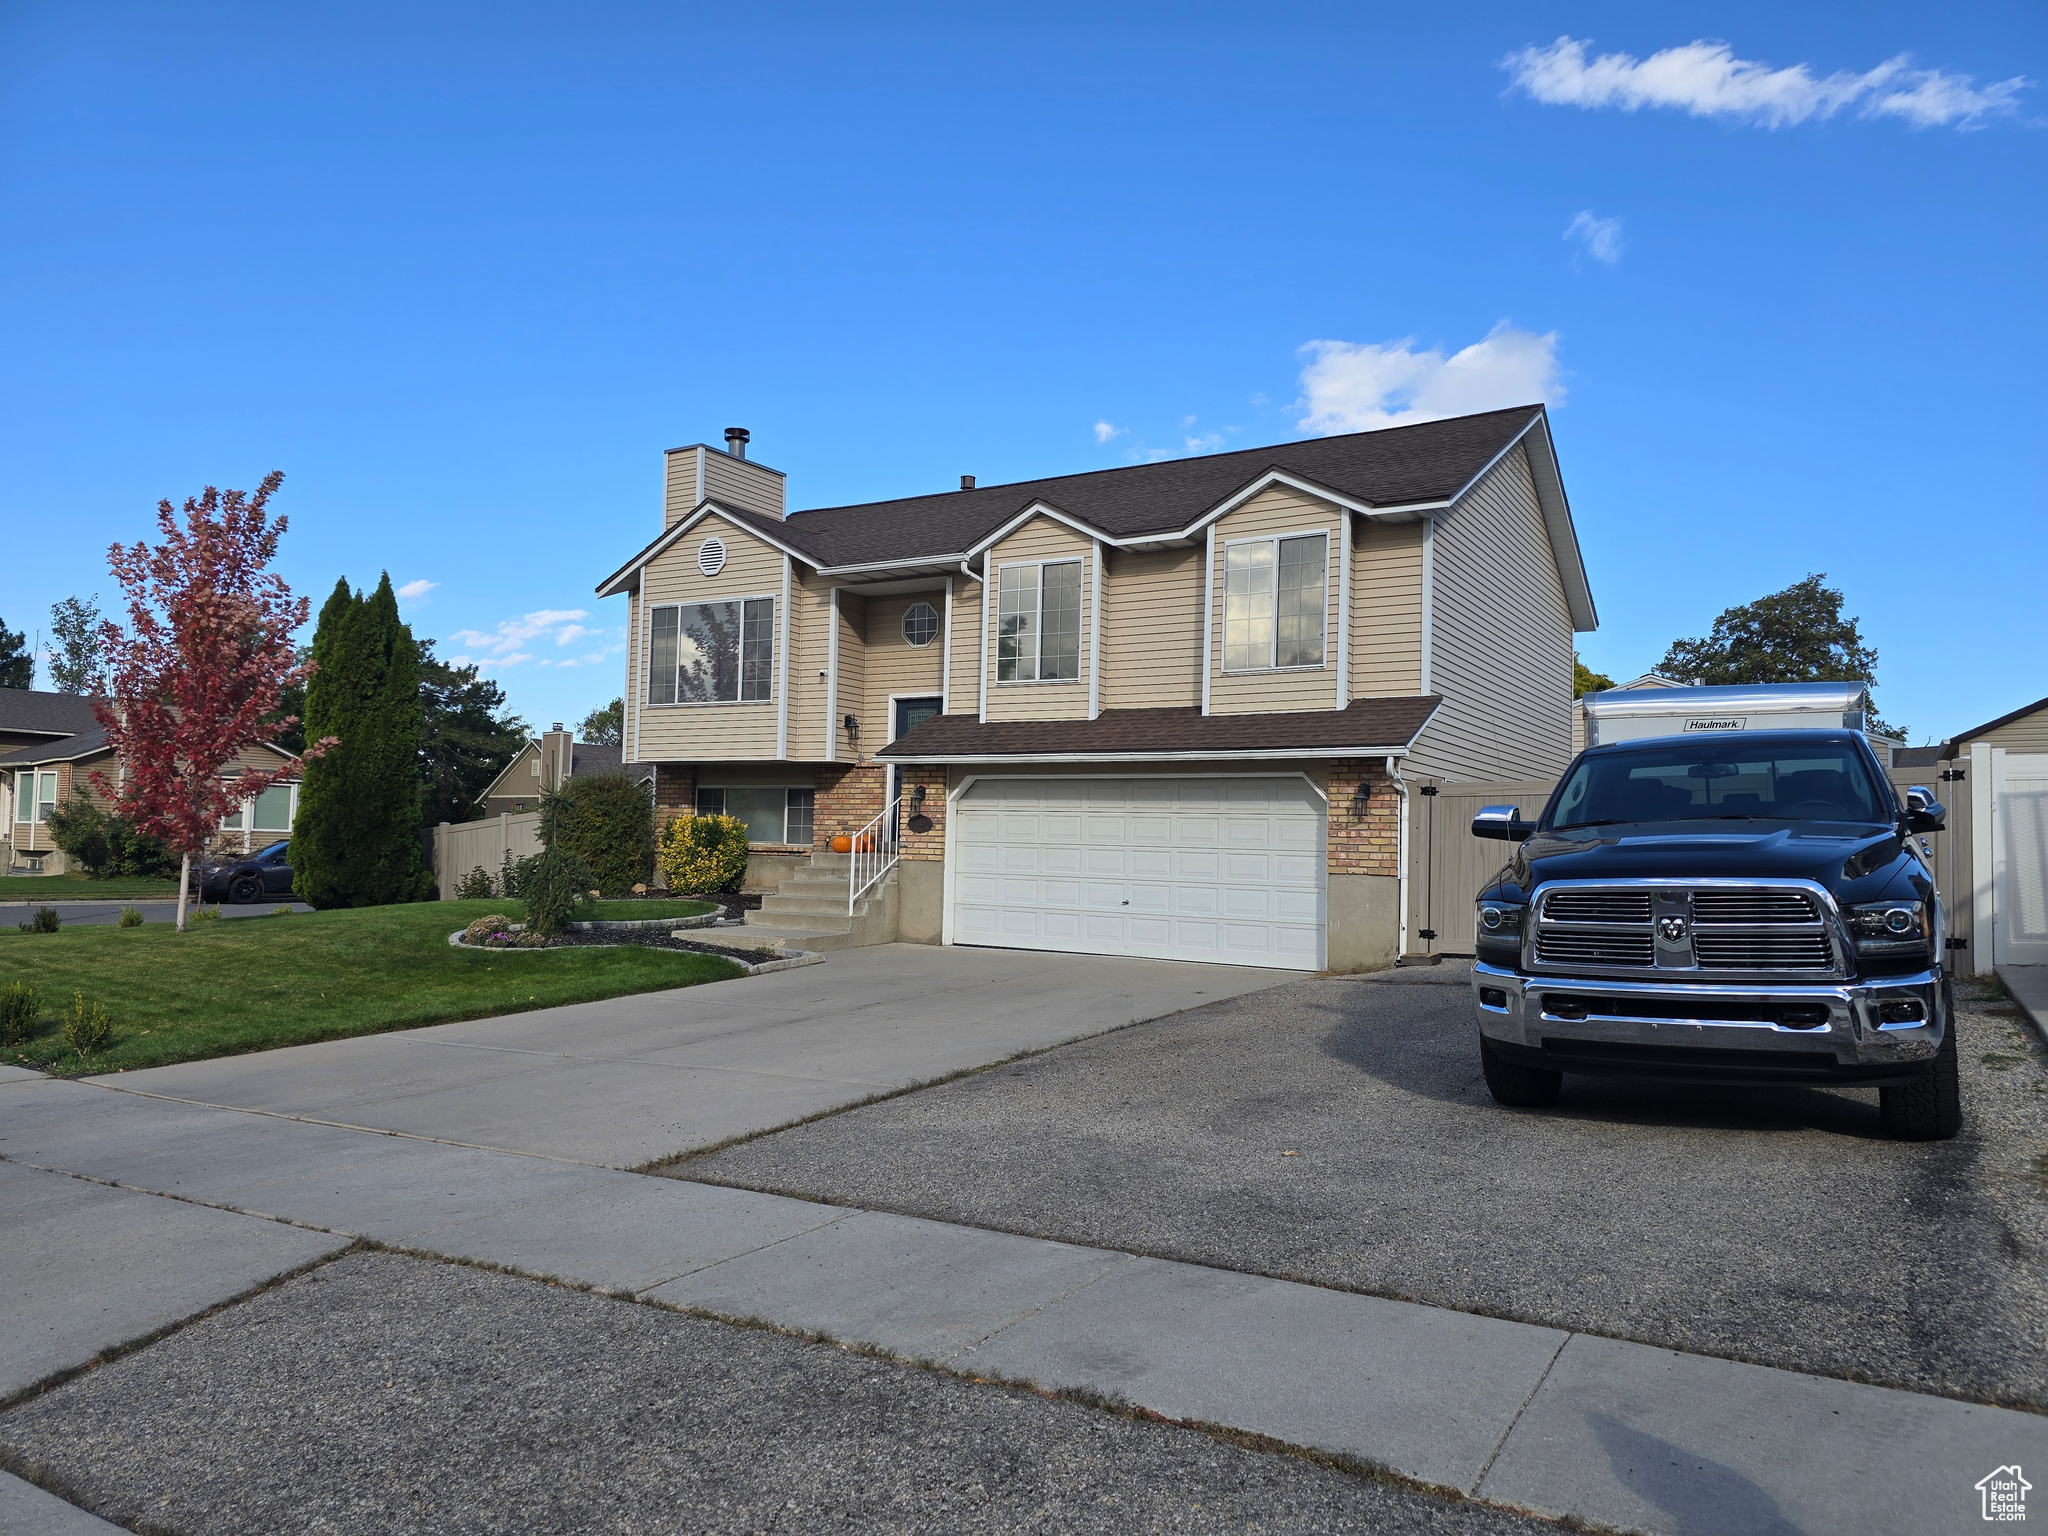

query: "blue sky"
xmin=2 ymin=2 xmax=2041 ymax=743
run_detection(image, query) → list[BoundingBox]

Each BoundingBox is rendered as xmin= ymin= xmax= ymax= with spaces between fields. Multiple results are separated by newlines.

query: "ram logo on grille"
xmin=1658 ymin=915 xmax=1689 ymax=942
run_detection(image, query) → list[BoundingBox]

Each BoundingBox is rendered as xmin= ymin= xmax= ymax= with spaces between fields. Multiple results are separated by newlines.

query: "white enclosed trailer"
xmin=1580 ymin=681 xmax=1874 ymax=748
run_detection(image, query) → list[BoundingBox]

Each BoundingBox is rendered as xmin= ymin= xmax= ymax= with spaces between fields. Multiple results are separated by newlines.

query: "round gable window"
xmin=697 ymin=537 xmax=727 ymax=577
xmin=902 ymin=601 xmax=939 ymax=648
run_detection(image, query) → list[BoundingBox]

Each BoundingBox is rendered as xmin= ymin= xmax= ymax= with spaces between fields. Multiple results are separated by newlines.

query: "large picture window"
xmin=1223 ymin=533 xmax=1327 ymax=672
xmin=696 ymin=785 xmax=814 ymax=846
xmin=996 ymin=561 xmax=1082 ymax=683
xmin=12 ymin=770 xmax=54 ymax=825
xmin=647 ymin=598 xmax=775 ymax=705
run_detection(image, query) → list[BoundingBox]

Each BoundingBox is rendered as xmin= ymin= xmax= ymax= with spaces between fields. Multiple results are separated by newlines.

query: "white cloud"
xmin=1296 ymin=323 xmax=1563 ymax=435
xmin=1093 ymin=420 xmax=1124 ymax=443
xmin=1184 ymin=433 xmax=1225 ymax=453
xmin=1564 ymin=210 xmax=1623 ymax=264
xmin=395 ymin=578 xmax=437 ymax=604
xmin=1502 ymin=36 xmax=2028 ymax=130
xmin=448 ymin=608 xmax=591 ymax=667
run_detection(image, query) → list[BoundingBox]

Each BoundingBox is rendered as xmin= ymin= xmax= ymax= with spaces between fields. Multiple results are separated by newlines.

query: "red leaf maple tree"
xmin=92 ymin=472 xmax=333 ymax=929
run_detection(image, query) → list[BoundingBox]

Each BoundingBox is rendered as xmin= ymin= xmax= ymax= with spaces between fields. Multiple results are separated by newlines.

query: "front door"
xmin=891 ymin=697 xmax=944 ymax=825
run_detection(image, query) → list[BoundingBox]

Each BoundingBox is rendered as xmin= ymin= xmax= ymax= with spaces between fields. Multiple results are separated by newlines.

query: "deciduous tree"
xmin=93 ymin=473 xmax=327 ymax=930
xmin=419 ymin=638 xmax=527 ymax=828
xmin=578 ymin=696 xmax=623 ymax=747
xmin=1573 ymin=655 xmax=1614 ymax=698
xmin=46 ymin=595 xmax=105 ymax=694
xmin=0 ymin=617 xmax=32 ymax=689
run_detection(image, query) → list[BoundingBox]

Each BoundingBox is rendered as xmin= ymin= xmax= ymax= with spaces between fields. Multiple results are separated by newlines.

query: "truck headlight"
xmin=1476 ymin=903 xmax=1526 ymax=957
xmin=1847 ymin=900 xmax=1930 ymax=958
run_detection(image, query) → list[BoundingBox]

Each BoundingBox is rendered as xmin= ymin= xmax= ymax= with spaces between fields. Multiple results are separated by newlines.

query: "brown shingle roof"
xmin=876 ymin=698 xmax=1442 ymax=761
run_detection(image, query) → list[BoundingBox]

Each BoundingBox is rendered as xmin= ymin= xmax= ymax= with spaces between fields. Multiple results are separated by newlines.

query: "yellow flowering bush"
xmin=658 ymin=813 xmax=750 ymax=894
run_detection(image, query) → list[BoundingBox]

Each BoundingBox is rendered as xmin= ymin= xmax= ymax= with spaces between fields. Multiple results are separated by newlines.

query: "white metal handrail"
xmin=848 ymin=796 xmax=901 ymax=913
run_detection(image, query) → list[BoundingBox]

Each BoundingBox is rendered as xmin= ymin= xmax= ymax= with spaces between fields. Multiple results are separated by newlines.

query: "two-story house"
xmin=596 ymin=406 xmax=1597 ymax=971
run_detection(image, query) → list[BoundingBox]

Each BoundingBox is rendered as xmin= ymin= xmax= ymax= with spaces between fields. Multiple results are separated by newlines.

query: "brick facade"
xmin=897 ymin=764 xmax=948 ymax=862
xmin=1325 ymin=758 xmax=1400 ymax=879
xmin=653 ymin=764 xmax=696 ymax=830
xmin=814 ymin=763 xmax=888 ymax=850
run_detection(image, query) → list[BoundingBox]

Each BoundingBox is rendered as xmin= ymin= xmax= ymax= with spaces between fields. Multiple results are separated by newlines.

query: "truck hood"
xmin=1507 ymin=821 xmax=1909 ymax=898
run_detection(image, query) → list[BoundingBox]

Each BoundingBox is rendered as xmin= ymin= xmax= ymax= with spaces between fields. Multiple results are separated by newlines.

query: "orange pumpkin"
xmin=830 ymin=835 xmax=852 ymax=854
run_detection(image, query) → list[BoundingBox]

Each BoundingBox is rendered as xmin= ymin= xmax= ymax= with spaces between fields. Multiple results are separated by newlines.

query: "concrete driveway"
xmin=92 ymin=944 xmax=1291 ymax=1167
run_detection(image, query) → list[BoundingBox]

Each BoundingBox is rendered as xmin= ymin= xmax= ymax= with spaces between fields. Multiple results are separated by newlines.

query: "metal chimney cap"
xmin=551 ymin=721 xmax=563 ymax=731
xmin=960 ymin=475 xmax=975 ymax=490
xmin=723 ymin=427 xmax=750 ymax=459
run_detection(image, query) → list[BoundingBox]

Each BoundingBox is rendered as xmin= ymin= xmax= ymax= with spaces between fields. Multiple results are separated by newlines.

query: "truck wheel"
xmin=1879 ymin=984 xmax=1960 ymax=1141
xmin=1480 ymin=1036 xmax=1563 ymax=1109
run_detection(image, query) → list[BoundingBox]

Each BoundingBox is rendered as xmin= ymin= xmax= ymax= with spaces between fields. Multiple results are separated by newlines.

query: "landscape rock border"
xmin=445 ymin=917 xmax=822 ymax=977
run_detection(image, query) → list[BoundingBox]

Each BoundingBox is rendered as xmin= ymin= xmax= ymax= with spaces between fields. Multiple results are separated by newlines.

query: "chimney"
xmin=540 ymin=723 xmax=573 ymax=791
xmin=960 ymin=475 xmax=976 ymax=490
xmin=724 ymin=427 xmax=750 ymax=460
xmin=663 ymin=433 xmax=787 ymax=524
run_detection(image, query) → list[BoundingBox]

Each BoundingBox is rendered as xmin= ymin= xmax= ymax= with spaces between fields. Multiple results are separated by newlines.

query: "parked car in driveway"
xmin=198 ymin=840 xmax=295 ymax=904
xmin=1468 ymin=728 xmax=1957 ymax=1140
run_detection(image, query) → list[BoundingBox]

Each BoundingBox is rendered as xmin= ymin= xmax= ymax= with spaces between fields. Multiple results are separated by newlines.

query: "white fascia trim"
xmin=1180 ymin=469 xmax=1381 ymax=539
xmin=595 ymin=501 xmax=815 ymax=598
xmin=888 ymin=746 xmax=1415 ymax=765
xmin=814 ymin=553 xmax=973 ymax=577
xmin=962 ymin=501 xmax=1105 ymax=560
xmin=632 ymin=590 xmax=645 ymax=763
xmin=977 ymin=573 xmax=991 ymax=722
xmin=1088 ymin=539 xmax=1103 ymax=720
xmin=776 ymin=555 xmax=792 ymax=759
xmin=940 ymin=575 xmax=954 ymax=715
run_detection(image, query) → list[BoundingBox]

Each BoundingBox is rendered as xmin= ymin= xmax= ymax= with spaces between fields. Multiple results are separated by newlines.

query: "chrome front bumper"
xmin=1472 ymin=960 xmax=1946 ymax=1081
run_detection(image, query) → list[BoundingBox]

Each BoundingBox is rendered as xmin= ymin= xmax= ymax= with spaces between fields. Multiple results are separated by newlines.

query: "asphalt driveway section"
xmin=682 ymin=967 xmax=2048 ymax=1411
xmin=85 ymin=944 xmax=1292 ymax=1167
xmin=0 ymin=1251 xmax=1554 ymax=1536
xmin=0 ymin=1157 xmax=347 ymax=1401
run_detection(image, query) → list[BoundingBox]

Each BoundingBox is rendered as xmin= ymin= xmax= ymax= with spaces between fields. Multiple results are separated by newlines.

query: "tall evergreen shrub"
xmin=551 ymin=772 xmax=655 ymax=896
xmin=291 ymin=574 xmax=434 ymax=907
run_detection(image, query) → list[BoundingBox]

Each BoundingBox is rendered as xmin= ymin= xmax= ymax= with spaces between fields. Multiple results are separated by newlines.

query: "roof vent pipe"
xmin=960 ymin=475 xmax=975 ymax=490
xmin=724 ymin=427 xmax=750 ymax=459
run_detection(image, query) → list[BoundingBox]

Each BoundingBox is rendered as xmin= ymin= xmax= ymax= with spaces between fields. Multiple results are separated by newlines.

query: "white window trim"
xmin=993 ymin=558 xmax=1085 ymax=687
xmin=643 ymin=591 xmax=781 ymax=709
xmin=776 ymin=556 xmax=792 ymax=758
xmin=1217 ymin=527 xmax=1333 ymax=675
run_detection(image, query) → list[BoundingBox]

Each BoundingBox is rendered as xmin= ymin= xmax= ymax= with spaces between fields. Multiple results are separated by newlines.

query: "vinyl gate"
xmin=1986 ymin=751 xmax=2048 ymax=967
xmin=430 ymin=811 xmax=543 ymax=900
xmin=1405 ymin=777 xmax=1557 ymax=958
xmin=1886 ymin=762 xmax=1976 ymax=973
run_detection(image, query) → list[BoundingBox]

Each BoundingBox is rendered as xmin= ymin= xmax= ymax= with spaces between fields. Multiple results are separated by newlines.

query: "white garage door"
xmin=949 ymin=776 xmax=1325 ymax=970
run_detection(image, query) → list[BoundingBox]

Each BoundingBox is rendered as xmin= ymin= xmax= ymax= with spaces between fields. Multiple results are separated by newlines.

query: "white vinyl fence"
xmin=430 ymin=812 xmax=542 ymax=900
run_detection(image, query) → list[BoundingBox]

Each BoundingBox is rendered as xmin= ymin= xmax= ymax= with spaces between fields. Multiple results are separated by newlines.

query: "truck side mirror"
xmin=1472 ymin=804 xmax=1536 ymax=842
xmin=1904 ymin=786 xmax=1946 ymax=834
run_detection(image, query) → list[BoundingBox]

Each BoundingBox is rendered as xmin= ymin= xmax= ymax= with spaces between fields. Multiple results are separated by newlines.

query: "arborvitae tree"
xmin=291 ymin=574 xmax=434 ymax=907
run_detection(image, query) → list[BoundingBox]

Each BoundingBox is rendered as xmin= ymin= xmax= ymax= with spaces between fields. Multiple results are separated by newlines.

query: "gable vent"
xmin=698 ymin=537 xmax=727 ymax=576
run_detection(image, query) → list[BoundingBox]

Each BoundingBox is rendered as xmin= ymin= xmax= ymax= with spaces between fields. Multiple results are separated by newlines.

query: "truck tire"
xmin=1480 ymin=1036 xmax=1563 ymax=1109
xmin=1879 ymin=982 xmax=1960 ymax=1141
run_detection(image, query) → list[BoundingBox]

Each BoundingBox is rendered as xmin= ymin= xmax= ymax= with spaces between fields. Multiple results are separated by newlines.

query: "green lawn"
xmin=0 ymin=873 xmax=187 ymax=902
xmin=2 ymin=899 xmax=744 ymax=1077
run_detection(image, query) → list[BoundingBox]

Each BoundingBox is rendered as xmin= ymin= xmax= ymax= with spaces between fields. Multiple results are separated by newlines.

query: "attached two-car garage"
xmin=947 ymin=776 xmax=1326 ymax=970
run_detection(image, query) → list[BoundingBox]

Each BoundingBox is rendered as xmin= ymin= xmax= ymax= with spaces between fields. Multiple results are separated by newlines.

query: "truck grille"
xmin=1543 ymin=891 xmax=1653 ymax=924
xmin=1535 ymin=931 xmax=1656 ymax=967
xmin=1693 ymin=891 xmax=1817 ymax=924
xmin=1692 ymin=933 xmax=1834 ymax=970
xmin=1530 ymin=883 xmax=1841 ymax=977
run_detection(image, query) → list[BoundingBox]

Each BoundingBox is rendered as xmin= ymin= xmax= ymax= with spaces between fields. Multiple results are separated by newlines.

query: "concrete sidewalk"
xmin=2002 ymin=965 xmax=2048 ymax=1034
xmin=3 ymin=1068 xmax=2040 ymax=1535
xmin=84 ymin=944 xmax=1290 ymax=1166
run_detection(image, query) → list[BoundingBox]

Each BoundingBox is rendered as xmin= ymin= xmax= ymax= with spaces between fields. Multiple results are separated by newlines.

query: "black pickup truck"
xmin=1468 ymin=728 xmax=1957 ymax=1140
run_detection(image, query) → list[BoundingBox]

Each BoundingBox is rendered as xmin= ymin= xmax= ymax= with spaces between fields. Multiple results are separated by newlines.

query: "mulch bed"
xmin=465 ymin=925 xmax=778 ymax=964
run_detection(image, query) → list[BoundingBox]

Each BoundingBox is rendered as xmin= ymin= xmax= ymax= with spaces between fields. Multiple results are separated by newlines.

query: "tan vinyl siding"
xmin=1207 ymin=486 xmax=1343 ymax=716
xmin=624 ymin=594 xmax=641 ymax=760
xmin=635 ymin=512 xmax=785 ymax=761
xmin=790 ymin=567 xmax=837 ymax=759
xmin=1349 ymin=519 xmax=1424 ymax=698
xmin=983 ymin=517 xmax=1095 ymax=723
xmin=1102 ymin=547 xmax=1202 ymax=710
xmin=700 ymin=451 xmax=786 ymax=520
xmin=1968 ymin=706 xmax=2048 ymax=754
xmin=948 ymin=578 xmax=982 ymax=714
xmin=832 ymin=591 xmax=867 ymax=762
xmin=862 ymin=594 xmax=947 ymax=739
xmin=663 ymin=447 xmax=704 ymax=529
xmin=1405 ymin=446 xmax=1574 ymax=781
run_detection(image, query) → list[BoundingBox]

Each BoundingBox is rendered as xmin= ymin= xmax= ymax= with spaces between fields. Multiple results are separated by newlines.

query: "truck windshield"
xmin=1549 ymin=743 xmax=1886 ymax=830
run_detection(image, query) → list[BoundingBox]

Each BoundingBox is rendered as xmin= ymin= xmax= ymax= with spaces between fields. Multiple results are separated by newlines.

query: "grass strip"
xmin=3 ymin=899 xmax=742 ymax=1076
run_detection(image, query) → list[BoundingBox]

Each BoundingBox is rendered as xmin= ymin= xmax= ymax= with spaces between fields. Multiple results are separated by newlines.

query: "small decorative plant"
xmin=658 ymin=814 xmax=750 ymax=895
xmin=270 ymin=904 xmax=295 ymax=916
xmin=0 ymin=983 xmax=40 ymax=1047
xmin=454 ymin=864 xmax=496 ymax=900
xmin=62 ymin=992 xmax=112 ymax=1056
xmin=19 ymin=907 xmax=60 ymax=934
xmin=117 ymin=906 xmax=145 ymax=928
xmin=189 ymin=905 xmax=221 ymax=924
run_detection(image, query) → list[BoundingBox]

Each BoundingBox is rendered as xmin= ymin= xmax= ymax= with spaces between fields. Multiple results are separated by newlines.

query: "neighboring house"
xmin=596 ymin=406 xmax=1597 ymax=971
xmin=475 ymin=724 xmax=652 ymax=818
xmin=0 ymin=724 xmax=301 ymax=875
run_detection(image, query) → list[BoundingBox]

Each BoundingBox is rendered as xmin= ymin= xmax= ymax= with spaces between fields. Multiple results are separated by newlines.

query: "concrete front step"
xmin=758 ymin=894 xmax=863 ymax=920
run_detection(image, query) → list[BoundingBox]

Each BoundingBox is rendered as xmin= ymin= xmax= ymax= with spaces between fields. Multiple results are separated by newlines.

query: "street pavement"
xmin=1 ymin=950 xmax=2043 ymax=1534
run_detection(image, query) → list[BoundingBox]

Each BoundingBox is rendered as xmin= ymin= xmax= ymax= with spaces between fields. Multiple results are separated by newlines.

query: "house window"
xmin=13 ymin=771 xmax=55 ymax=824
xmin=695 ymin=786 xmax=815 ymax=846
xmin=647 ymin=598 xmax=775 ymax=705
xmin=996 ymin=561 xmax=1082 ymax=683
xmin=1223 ymin=533 xmax=1327 ymax=672
xmin=901 ymin=601 xmax=939 ymax=648
xmin=221 ymin=780 xmax=299 ymax=836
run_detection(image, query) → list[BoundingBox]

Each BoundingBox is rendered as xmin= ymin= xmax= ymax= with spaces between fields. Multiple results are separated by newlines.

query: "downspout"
xmin=1384 ymin=754 xmax=1410 ymax=960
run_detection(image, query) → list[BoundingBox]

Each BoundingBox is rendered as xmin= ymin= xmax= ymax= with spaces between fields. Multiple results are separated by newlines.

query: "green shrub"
xmin=19 ymin=907 xmax=60 ymax=934
xmin=44 ymin=793 xmax=179 ymax=880
xmin=549 ymin=772 xmax=655 ymax=897
xmin=189 ymin=906 xmax=221 ymax=924
xmin=270 ymin=904 xmax=295 ymax=916
xmin=498 ymin=848 xmax=538 ymax=901
xmin=62 ymin=992 xmax=112 ymax=1056
xmin=519 ymin=846 xmax=595 ymax=938
xmin=658 ymin=814 xmax=751 ymax=894
xmin=453 ymin=864 xmax=496 ymax=900
xmin=117 ymin=906 xmax=144 ymax=928
xmin=0 ymin=983 xmax=40 ymax=1047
